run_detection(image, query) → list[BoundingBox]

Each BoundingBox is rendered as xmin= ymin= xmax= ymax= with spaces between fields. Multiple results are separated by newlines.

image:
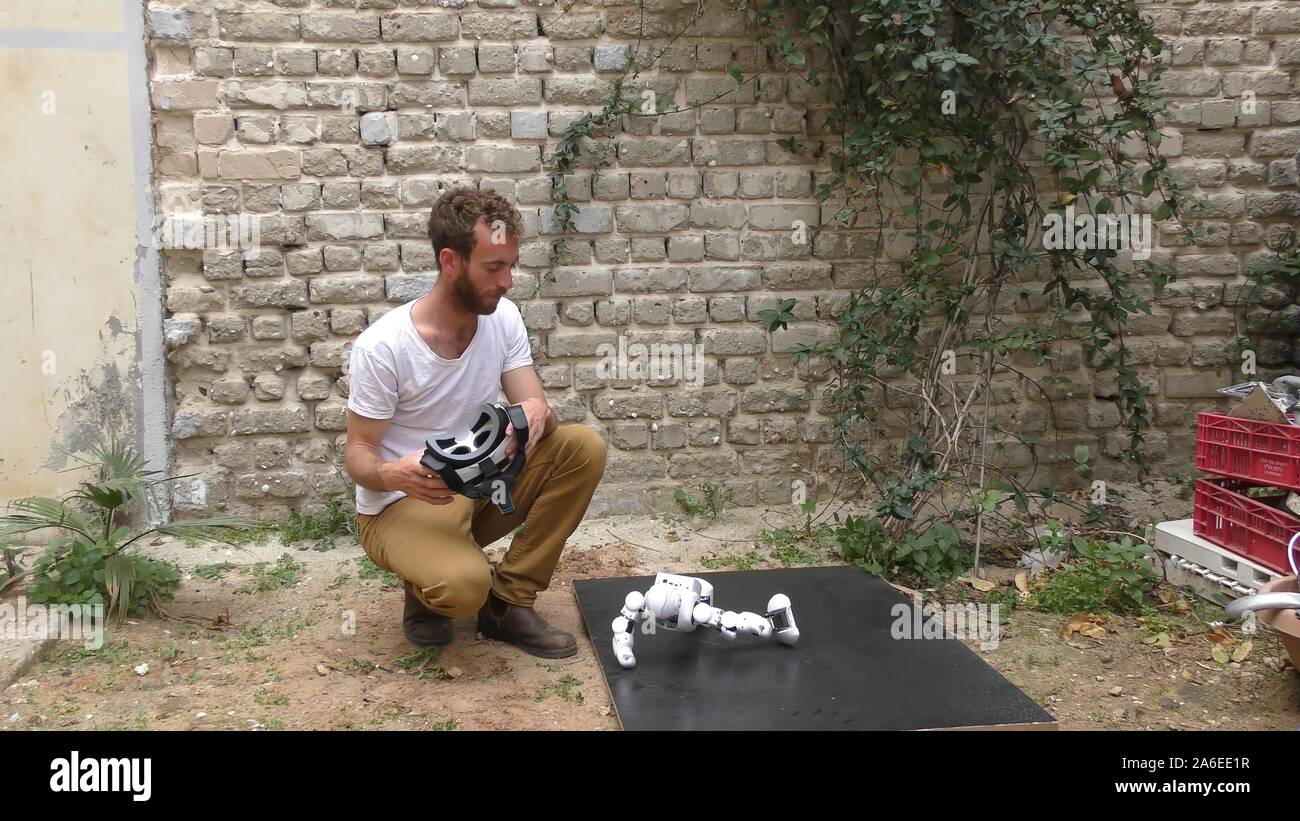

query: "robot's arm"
xmin=611 ymin=591 xmax=645 ymax=669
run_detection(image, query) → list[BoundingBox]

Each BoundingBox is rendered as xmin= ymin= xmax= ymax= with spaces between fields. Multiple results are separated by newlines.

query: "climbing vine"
xmin=545 ymin=2 xmax=709 ymax=275
xmin=547 ymin=0 xmax=1195 ymax=580
xmin=1235 ymin=221 xmax=1300 ymax=371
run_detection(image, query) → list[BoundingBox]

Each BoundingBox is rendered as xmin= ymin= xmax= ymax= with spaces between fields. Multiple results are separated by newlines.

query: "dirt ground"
xmin=4 ymin=484 xmax=1300 ymax=731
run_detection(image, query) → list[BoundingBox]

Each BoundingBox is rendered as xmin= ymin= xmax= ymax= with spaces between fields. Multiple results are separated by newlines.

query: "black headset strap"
xmin=503 ymin=403 xmax=529 ymax=478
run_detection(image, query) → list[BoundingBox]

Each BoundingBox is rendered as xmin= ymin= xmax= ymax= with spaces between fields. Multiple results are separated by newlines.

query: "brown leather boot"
xmin=476 ymin=589 xmax=577 ymax=659
xmin=402 ymin=584 xmax=454 ymax=647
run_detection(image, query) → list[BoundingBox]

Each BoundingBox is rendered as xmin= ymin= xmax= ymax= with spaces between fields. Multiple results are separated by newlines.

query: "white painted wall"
xmin=0 ymin=0 xmax=166 ymax=517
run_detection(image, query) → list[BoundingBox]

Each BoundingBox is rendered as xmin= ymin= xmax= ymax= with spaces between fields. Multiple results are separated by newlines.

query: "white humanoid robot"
xmin=611 ymin=572 xmax=800 ymax=668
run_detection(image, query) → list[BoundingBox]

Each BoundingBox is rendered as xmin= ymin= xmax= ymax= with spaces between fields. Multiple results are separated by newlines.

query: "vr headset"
xmin=419 ymin=402 xmax=529 ymax=515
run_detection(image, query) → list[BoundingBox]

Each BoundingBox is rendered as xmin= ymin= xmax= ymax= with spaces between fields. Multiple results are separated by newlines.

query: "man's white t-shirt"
xmin=345 ymin=297 xmax=533 ymax=514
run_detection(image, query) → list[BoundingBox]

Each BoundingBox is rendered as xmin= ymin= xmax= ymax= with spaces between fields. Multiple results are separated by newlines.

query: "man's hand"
xmin=500 ymin=365 xmax=557 ymax=459
xmin=378 ymin=451 xmax=457 ymax=506
xmin=504 ymin=396 xmax=552 ymax=459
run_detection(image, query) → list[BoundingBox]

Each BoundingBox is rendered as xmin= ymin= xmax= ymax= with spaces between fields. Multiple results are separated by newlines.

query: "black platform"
xmin=573 ymin=565 xmax=1056 ymax=731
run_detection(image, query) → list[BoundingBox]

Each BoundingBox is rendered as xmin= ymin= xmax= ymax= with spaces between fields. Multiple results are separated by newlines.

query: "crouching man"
xmin=343 ymin=187 xmax=607 ymax=658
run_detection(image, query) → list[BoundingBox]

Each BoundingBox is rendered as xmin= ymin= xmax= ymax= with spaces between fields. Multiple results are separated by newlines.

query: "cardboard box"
xmin=1227 ymin=382 xmax=1292 ymax=424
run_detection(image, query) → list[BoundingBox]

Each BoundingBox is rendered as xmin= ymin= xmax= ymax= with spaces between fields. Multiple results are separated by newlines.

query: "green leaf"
xmin=1143 ymin=632 xmax=1171 ymax=649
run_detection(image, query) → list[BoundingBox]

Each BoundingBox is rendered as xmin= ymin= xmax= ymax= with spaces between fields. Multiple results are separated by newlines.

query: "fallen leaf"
xmin=1232 ymin=640 xmax=1253 ymax=663
xmin=959 ymin=575 xmax=996 ymax=593
xmin=1181 ymin=670 xmax=1201 ymax=684
xmin=889 ymin=581 xmax=920 ymax=599
xmin=664 ymin=533 xmax=680 ymax=543
xmin=1212 ymin=646 xmax=1231 ymax=665
xmin=1144 ymin=632 xmax=1172 ymax=649
xmin=1014 ymin=571 xmax=1030 ymax=596
xmin=1207 ymin=626 xmax=1233 ymax=647
xmin=1061 ymin=613 xmax=1109 ymax=640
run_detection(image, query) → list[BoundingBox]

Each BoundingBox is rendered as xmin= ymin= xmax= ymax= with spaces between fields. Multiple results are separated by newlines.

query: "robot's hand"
xmin=612 ymin=617 xmax=636 ymax=668
xmin=612 ymin=591 xmax=644 ymax=668
xmin=767 ymin=593 xmax=799 ymax=645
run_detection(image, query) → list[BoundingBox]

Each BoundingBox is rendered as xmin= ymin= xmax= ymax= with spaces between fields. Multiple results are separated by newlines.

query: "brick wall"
xmin=147 ymin=0 xmax=1300 ymax=521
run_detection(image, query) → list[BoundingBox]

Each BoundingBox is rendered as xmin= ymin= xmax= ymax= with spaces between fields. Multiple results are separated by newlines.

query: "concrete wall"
xmin=0 ymin=1 xmax=167 ymax=517
xmin=141 ymin=0 xmax=1300 ymax=522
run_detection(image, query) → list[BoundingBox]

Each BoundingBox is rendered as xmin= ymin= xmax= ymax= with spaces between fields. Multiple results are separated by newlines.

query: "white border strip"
xmin=121 ymin=0 xmax=170 ymax=524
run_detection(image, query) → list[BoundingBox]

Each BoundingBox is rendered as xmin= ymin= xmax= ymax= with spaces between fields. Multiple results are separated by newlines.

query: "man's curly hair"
xmin=427 ymin=187 xmax=523 ymax=269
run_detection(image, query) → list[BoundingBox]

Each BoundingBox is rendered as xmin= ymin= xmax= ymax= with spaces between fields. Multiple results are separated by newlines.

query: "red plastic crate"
xmin=1196 ymin=412 xmax=1300 ymax=490
xmin=1192 ymin=477 xmax=1299 ymax=575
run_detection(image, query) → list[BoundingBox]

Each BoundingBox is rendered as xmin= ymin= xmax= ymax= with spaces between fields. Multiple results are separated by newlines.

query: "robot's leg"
xmin=690 ymin=603 xmax=736 ymax=639
xmin=611 ymin=591 xmax=646 ymax=668
xmin=766 ymin=594 xmax=799 ymax=645
xmin=691 ymin=596 xmax=798 ymax=645
xmin=691 ymin=603 xmax=772 ymax=640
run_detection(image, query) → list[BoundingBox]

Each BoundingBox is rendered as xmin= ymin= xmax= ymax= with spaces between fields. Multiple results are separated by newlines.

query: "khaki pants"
xmin=356 ymin=424 xmax=607 ymax=618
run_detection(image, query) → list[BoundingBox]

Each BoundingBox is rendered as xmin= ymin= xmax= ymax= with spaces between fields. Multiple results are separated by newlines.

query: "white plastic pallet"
xmin=1153 ymin=519 xmax=1283 ymax=601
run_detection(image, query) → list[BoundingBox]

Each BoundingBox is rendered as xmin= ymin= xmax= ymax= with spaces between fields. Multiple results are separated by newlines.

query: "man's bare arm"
xmin=501 ymin=365 xmax=556 ymax=456
xmin=345 ymin=410 xmax=456 ymax=506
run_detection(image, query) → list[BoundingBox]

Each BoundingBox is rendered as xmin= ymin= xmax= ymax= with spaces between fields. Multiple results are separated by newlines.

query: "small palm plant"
xmin=0 ymin=438 xmax=251 ymax=622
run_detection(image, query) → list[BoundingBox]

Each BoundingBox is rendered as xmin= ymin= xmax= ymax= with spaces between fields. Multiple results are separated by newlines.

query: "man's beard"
xmin=449 ymin=271 xmax=498 ymax=315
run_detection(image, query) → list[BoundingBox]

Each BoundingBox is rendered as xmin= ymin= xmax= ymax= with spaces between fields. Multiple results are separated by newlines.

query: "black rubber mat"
xmin=573 ymin=565 xmax=1055 ymax=731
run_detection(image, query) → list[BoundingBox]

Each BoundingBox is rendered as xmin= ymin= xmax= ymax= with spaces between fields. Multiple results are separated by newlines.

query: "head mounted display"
xmin=419 ymin=402 xmax=529 ymax=515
